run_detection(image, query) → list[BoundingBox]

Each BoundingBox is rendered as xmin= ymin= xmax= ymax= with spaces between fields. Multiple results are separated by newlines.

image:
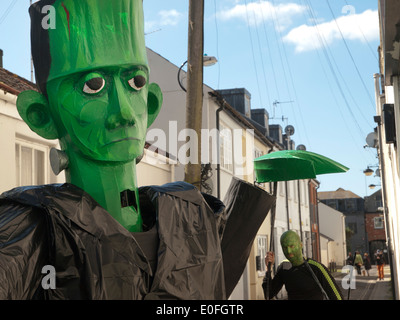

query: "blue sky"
xmin=1 ymin=0 xmax=381 ymax=198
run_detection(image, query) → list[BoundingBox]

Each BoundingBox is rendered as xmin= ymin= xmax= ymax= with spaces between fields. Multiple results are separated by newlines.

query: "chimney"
xmin=216 ymin=88 xmax=252 ymax=118
xmin=0 ymin=49 xmax=3 ymax=68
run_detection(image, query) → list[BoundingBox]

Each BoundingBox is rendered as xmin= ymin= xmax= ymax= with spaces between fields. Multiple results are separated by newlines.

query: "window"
xmin=375 ymin=196 xmax=383 ymax=208
xmin=326 ymin=199 xmax=337 ymax=209
xmin=257 ymin=235 xmax=268 ymax=276
xmin=278 ymin=181 xmax=284 ymax=196
xmin=286 ymin=181 xmax=292 ymax=199
xmin=299 ymin=180 xmax=307 ymax=205
xmin=374 ymin=216 xmax=384 ymax=229
xmin=15 ymin=139 xmax=57 ymax=187
xmin=348 ymin=222 xmax=358 ymax=234
xmin=294 ymin=180 xmax=298 ymax=203
xmin=220 ymin=124 xmax=233 ymax=172
xmin=254 ymin=147 xmax=263 ymax=160
xmin=254 ymin=148 xmax=264 ymax=187
xmin=345 ymin=199 xmax=355 ymax=211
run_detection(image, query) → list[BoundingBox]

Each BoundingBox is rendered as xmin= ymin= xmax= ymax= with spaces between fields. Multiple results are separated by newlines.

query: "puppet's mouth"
xmin=104 ymin=137 xmax=140 ymax=146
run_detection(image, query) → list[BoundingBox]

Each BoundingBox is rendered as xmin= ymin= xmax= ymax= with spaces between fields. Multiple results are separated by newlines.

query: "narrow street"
xmin=334 ymin=265 xmax=392 ymax=300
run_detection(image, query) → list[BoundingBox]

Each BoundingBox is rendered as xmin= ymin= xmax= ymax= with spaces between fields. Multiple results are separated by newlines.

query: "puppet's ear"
xmin=147 ymin=83 xmax=163 ymax=128
xmin=16 ymin=90 xmax=59 ymax=140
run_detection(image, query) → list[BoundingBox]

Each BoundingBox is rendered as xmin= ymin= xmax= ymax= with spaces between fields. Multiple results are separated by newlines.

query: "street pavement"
xmin=333 ymin=265 xmax=393 ymax=300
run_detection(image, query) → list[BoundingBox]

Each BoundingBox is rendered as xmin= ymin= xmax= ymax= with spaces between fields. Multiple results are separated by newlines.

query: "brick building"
xmin=364 ymin=189 xmax=387 ymax=262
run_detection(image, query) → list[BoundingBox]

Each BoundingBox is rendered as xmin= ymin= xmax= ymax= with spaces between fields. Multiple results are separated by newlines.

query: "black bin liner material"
xmin=0 ymin=178 xmax=275 ymax=299
xmin=221 ymin=177 xmax=276 ymax=297
xmin=139 ymin=182 xmax=226 ymax=300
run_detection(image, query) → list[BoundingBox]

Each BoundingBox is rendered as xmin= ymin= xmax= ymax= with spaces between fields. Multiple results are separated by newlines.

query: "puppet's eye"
xmin=83 ymin=77 xmax=105 ymax=94
xmin=128 ymin=75 xmax=146 ymax=91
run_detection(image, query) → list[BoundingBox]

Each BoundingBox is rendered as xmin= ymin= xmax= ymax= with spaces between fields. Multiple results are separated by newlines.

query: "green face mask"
xmin=46 ymin=66 xmax=150 ymax=162
xmin=280 ymin=231 xmax=304 ymax=267
xmin=17 ymin=0 xmax=162 ymax=232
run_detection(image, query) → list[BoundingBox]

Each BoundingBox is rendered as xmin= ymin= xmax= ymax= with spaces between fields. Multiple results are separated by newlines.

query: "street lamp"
xmin=368 ymin=184 xmax=381 ymax=189
xmin=363 ymin=165 xmax=379 ymax=177
xmin=177 ymin=55 xmax=218 ymax=92
xmin=363 ymin=168 xmax=374 ymax=176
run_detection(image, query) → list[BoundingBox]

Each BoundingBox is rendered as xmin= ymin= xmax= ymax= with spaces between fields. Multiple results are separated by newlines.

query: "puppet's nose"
xmin=106 ymin=80 xmax=135 ymax=130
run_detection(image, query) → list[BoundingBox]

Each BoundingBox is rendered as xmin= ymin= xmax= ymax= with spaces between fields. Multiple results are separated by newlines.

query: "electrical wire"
xmin=268 ymin=0 xmax=312 ymax=148
xmin=0 ymin=0 xmax=18 ymax=26
xmin=259 ymin=0 xmax=281 ymax=105
xmin=303 ymin=0 xmax=376 ymax=162
xmin=343 ymin=0 xmax=379 ymax=62
xmin=244 ymin=0 xmax=264 ymax=108
xmin=250 ymin=4 xmax=272 ymax=110
xmin=326 ymin=0 xmax=376 ymax=112
xmin=213 ymin=0 xmax=221 ymax=90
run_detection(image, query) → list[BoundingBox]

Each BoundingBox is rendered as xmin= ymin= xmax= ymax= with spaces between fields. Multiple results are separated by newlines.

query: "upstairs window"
xmin=220 ymin=124 xmax=233 ymax=172
xmin=15 ymin=139 xmax=58 ymax=187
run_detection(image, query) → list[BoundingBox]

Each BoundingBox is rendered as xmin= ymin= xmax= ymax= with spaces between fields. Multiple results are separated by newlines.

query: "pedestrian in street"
xmin=375 ymin=250 xmax=386 ymax=280
xmin=354 ymin=251 xmax=363 ymax=275
xmin=262 ymin=230 xmax=343 ymax=300
xmin=346 ymin=252 xmax=354 ymax=266
xmin=363 ymin=253 xmax=371 ymax=276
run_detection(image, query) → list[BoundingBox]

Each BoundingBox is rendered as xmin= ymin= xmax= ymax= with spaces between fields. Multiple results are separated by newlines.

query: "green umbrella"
xmin=254 ymin=150 xmax=349 ymax=183
xmin=254 ymin=149 xmax=348 ymax=300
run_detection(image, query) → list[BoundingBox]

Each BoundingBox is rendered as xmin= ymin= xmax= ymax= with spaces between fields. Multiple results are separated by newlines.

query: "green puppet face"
xmin=280 ymin=231 xmax=304 ymax=267
xmin=19 ymin=0 xmax=162 ymax=163
xmin=46 ymin=66 xmax=150 ymax=162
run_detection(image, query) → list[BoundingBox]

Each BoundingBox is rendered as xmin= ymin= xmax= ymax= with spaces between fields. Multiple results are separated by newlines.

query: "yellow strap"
xmin=308 ymin=260 xmax=342 ymax=300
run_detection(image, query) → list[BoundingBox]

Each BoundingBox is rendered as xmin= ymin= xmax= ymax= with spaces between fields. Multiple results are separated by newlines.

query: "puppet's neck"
xmin=64 ymin=150 xmax=142 ymax=232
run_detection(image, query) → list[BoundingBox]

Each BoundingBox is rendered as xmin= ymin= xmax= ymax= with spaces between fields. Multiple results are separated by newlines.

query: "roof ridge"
xmin=0 ymin=67 xmax=38 ymax=94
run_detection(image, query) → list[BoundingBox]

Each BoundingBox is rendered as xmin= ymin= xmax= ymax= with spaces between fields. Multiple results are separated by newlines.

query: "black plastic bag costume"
xmin=0 ymin=178 xmax=275 ymax=299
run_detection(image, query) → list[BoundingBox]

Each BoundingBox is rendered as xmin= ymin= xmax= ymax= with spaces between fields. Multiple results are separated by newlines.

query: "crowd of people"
xmin=346 ymin=250 xmax=386 ymax=280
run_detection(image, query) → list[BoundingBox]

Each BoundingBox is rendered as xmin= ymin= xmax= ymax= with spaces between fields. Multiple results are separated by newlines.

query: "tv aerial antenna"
xmin=271 ymin=100 xmax=293 ymax=125
xmin=145 ymin=29 xmax=162 ymax=36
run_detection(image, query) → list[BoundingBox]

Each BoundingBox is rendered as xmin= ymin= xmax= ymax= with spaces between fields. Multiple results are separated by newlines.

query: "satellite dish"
xmin=366 ymin=132 xmax=378 ymax=148
xmin=296 ymin=144 xmax=306 ymax=151
xmin=285 ymin=125 xmax=295 ymax=136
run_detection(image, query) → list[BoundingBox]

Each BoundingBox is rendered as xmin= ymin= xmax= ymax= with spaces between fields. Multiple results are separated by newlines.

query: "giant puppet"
xmin=0 ymin=0 xmax=275 ymax=299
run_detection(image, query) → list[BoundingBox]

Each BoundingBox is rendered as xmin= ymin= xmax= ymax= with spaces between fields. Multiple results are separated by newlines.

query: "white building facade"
xmin=318 ymin=202 xmax=347 ymax=267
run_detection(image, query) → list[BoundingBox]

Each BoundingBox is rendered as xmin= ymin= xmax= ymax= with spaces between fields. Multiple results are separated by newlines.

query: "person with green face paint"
xmin=0 ymin=0 xmax=275 ymax=300
xmin=262 ymin=230 xmax=343 ymax=300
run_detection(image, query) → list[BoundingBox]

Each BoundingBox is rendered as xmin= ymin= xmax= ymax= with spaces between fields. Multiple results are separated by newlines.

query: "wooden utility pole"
xmin=184 ymin=0 xmax=204 ymax=189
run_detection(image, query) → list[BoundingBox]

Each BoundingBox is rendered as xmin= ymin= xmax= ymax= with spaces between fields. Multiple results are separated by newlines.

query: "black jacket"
xmin=262 ymin=259 xmax=343 ymax=300
xmin=0 ymin=178 xmax=274 ymax=299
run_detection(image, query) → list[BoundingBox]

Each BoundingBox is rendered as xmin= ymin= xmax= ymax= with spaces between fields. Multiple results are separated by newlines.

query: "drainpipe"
xmin=298 ymin=180 xmax=303 ymax=243
xmin=285 ymin=181 xmax=290 ymax=230
xmin=316 ymin=183 xmax=322 ymax=262
xmin=342 ymin=214 xmax=347 ymax=265
xmin=216 ymin=104 xmax=224 ymax=199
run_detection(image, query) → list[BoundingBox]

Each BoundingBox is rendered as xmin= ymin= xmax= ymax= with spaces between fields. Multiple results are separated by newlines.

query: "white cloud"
xmin=218 ymin=1 xmax=305 ymax=31
xmin=158 ymin=9 xmax=182 ymax=26
xmin=145 ymin=9 xmax=183 ymax=32
xmin=283 ymin=9 xmax=379 ymax=53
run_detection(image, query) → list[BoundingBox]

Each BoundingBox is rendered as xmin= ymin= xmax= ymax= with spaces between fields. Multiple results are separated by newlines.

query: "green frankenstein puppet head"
xmin=17 ymin=0 xmax=163 ymax=232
